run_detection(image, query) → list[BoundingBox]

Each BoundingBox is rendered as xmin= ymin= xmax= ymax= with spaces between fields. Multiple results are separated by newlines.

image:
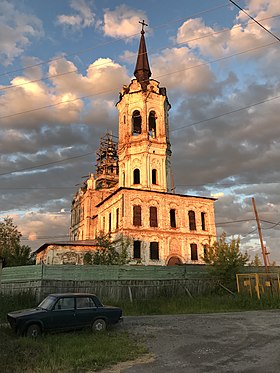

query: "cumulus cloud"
xmin=103 ymin=5 xmax=148 ymax=39
xmin=57 ymin=0 xmax=96 ymax=30
xmin=49 ymin=57 xmax=129 ymax=97
xmin=151 ymin=47 xmax=216 ymax=94
xmin=176 ymin=0 xmax=280 ymax=60
xmin=0 ymin=55 xmax=129 ymax=129
xmin=0 ymin=0 xmax=43 ymax=66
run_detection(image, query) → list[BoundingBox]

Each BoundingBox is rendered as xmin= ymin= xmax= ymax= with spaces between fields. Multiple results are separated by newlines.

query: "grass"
xmin=0 ymin=327 xmax=147 ymax=373
xmin=114 ymin=293 xmax=280 ymax=316
xmin=1 ymin=292 xmax=280 ymax=372
xmin=0 ymin=292 xmax=36 ymax=323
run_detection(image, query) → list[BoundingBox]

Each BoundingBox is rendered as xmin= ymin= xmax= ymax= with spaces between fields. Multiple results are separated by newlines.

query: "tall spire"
xmin=134 ymin=20 xmax=151 ymax=90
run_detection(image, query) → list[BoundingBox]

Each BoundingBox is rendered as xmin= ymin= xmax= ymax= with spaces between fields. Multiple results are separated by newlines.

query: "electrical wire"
xmin=0 ymin=1 xmax=232 ymax=79
xmin=1 ymin=13 xmax=278 ymax=92
xmin=1 ymin=39 xmax=279 ymax=121
xmin=1 ymin=87 xmax=280 ymax=178
xmin=228 ymin=0 xmax=280 ymax=42
xmin=0 ymin=152 xmax=94 ymax=177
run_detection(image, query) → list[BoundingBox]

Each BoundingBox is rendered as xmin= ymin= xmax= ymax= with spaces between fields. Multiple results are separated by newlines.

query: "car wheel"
xmin=92 ymin=319 xmax=106 ymax=332
xmin=26 ymin=324 xmax=42 ymax=338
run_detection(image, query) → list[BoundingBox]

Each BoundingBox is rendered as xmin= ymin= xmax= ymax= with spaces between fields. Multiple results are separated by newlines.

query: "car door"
xmin=74 ymin=296 xmax=99 ymax=327
xmin=49 ymin=296 xmax=76 ymax=331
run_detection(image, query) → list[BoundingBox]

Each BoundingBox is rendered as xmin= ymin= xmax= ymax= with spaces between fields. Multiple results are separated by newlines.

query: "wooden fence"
xmin=1 ymin=264 xmax=278 ymax=301
xmin=0 ymin=264 xmax=218 ymax=301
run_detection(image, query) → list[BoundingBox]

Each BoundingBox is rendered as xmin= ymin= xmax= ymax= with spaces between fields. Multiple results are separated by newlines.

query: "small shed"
xmin=35 ymin=241 xmax=98 ymax=265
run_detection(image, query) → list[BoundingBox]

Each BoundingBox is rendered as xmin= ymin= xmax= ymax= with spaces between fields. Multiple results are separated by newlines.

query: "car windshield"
xmin=37 ymin=295 xmax=57 ymax=310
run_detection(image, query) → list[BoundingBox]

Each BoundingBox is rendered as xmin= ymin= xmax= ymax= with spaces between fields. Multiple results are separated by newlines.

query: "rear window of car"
xmin=76 ymin=297 xmax=96 ymax=309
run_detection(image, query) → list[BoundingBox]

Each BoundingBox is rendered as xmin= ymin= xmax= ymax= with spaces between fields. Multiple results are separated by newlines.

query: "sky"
xmin=1 ymin=0 xmax=280 ymax=264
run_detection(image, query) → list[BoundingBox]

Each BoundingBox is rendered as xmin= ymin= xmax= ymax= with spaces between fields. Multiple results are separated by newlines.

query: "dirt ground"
xmin=113 ymin=310 xmax=280 ymax=373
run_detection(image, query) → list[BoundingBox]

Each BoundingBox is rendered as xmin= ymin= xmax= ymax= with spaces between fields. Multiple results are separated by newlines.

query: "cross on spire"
xmin=139 ymin=19 xmax=148 ymax=34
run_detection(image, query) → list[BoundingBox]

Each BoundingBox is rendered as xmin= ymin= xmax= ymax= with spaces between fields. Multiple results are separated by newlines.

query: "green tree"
xmin=249 ymin=253 xmax=262 ymax=267
xmin=203 ymin=232 xmax=249 ymax=291
xmin=86 ymin=233 xmax=130 ymax=265
xmin=0 ymin=217 xmax=34 ymax=266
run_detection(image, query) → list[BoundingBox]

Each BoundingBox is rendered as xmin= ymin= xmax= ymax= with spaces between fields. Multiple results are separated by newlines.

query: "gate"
xmin=236 ymin=273 xmax=280 ymax=299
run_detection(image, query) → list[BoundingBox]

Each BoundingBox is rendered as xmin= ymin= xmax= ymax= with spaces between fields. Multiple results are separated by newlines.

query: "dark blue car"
xmin=7 ymin=293 xmax=123 ymax=337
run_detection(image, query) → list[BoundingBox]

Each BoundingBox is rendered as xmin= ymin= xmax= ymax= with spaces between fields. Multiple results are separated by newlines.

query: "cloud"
xmin=176 ymin=0 xmax=280 ymax=60
xmin=0 ymin=55 xmax=129 ymax=129
xmin=0 ymin=0 xmax=43 ymax=66
xmin=103 ymin=5 xmax=147 ymax=39
xmin=49 ymin=57 xmax=129 ymax=98
xmin=57 ymin=0 xmax=96 ymax=30
xmin=151 ymin=47 xmax=216 ymax=94
xmin=5 ymin=212 xmax=70 ymax=251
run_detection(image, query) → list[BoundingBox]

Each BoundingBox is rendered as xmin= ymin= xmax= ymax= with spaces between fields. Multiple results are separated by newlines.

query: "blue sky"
xmin=1 ymin=0 xmax=280 ymax=264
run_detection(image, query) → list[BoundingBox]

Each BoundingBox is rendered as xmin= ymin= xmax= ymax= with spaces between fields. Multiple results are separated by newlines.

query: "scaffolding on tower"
xmin=95 ymin=132 xmax=119 ymax=190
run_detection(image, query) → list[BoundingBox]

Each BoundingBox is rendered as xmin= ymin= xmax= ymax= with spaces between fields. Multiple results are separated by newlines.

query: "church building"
xmin=36 ymin=24 xmax=216 ymax=266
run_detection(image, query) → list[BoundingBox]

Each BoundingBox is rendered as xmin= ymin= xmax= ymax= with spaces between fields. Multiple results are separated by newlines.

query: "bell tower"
xmin=117 ymin=21 xmax=172 ymax=193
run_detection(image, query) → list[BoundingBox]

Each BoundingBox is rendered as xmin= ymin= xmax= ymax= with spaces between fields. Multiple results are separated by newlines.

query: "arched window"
xmin=150 ymin=206 xmax=158 ymax=227
xmin=188 ymin=210 xmax=196 ymax=231
xmin=201 ymin=212 xmax=206 ymax=231
xmin=190 ymin=243 xmax=198 ymax=261
xmin=170 ymin=209 xmax=176 ymax=228
xmin=148 ymin=111 xmax=156 ymax=138
xmin=133 ymin=206 xmax=142 ymax=226
xmin=132 ymin=110 xmax=142 ymax=135
xmin=150 ymin=242 xmax=159 ymax=260
xmin=133 ymin=169 xmax=140 ymax=184
xmin=152 ymin=169 xmax=157 ymax=184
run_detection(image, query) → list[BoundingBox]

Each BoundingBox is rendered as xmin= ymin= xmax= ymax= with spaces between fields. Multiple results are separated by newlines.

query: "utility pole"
xmin=252 ymin=197 xmax=269 ymax=273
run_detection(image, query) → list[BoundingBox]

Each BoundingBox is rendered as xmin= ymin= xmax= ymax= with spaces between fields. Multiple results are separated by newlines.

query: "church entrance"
xmin=167 ymin=256 xmax=183 ymax=266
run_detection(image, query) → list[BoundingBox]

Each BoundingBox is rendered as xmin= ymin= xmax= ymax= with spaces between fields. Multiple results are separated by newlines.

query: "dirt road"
xmin=118 ymin=310 xmax=280 ymax=373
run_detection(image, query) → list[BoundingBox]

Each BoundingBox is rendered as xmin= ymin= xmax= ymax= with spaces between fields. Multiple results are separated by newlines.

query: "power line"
xmin=2 ymin=13 xmax=278 ymax=92
xmin=175 ymin=181 xmax=280 ymax=188
xmin=0 ymin=1 xmax=231 ymax=79
xmin=0 ymin=152 xmax=94 ymax=177
xmin=1 ymin=39 xmax=278 ymax=121
xmin=2 ymin=180 xmax=280 ymax=190
xmin=18 ymin=218 xmax=280 ymax=242
xmin=228 ymin=0 xmax=280 ymax=43
xmin=171 ymin=92 xmax=280 ymax=133
xmin=1 ymin=89 xmax=280 ymax=178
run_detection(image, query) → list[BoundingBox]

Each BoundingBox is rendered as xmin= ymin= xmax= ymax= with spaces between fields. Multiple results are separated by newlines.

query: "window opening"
xmin=188 ymin=210 xmax=196 ymax=231
xmin=150 ymin=242 xmax=159 ymax=260
xmin=123 ymin=172 xmax=125 ymax=186
xmin=148 ymin=111 xmax=156 ymax=138
xmin=133 ymin=205 xmax=142 ymax=226
xmin=133 ymin=169 xmax=140 ymax=184
xmin=133 ymin=240 xmax=141 ymax=259
xmin=201 ymin=212 xmax=206 ymax=231
xmin=152 ymin=169 xmax=157 ymax=184
xmin=116 ymin=208 xmax=119 ymax=229
xmin=132 ymin=110 xmax=142 ymax=135
xmin=170 ymin=209 xmax=176 ymax=228
xmin=109 ymin=213 xmax=112 ymax=232
xmin=191 ymin=243 xmax=198 ymax=261
xmin=150 ymin=206 xmax=158 ymax=227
